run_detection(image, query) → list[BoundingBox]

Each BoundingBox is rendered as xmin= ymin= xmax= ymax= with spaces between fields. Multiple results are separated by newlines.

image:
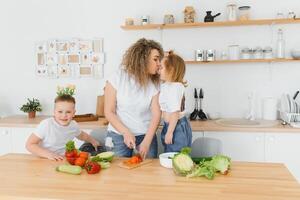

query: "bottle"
xmin=276 ymin=29 xmax=285 ymax=58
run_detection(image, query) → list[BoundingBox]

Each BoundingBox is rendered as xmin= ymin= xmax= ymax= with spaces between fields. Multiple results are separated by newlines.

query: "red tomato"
xmin=66 ymin=157 xmax=76 ymax=165
xmin=85 ymin=161 xmax=101 ymax=174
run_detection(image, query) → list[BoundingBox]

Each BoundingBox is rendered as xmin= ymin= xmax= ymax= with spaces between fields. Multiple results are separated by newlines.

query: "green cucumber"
xmin=56 ymin=164 xmax=82 ymax=175
xmin=97 ymin=151 xmax=114 ymax=162
xmin=98 ymin=161 xmax=110 ymax=169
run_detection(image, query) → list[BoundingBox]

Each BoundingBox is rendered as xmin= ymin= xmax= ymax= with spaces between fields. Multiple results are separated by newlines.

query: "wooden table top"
xmin=0 ymin=154 xmax=300 ymax=200
xmin=1 ymin=115 xmax=300 ymax=133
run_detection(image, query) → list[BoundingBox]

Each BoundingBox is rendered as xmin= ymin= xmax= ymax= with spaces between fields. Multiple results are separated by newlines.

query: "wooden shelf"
xmin=121 ymin=18 xmax=300 ymax=30
xmin=185 ymin=58 xmax=299 ymax=64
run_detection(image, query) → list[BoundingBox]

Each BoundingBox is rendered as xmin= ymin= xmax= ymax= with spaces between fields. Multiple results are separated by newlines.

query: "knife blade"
xmin=132 ymin=145 xmax=143 ymax=161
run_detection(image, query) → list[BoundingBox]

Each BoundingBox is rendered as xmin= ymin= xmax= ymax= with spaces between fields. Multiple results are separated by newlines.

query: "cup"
xmin=228 ymin=45 xmax=240 ymax=60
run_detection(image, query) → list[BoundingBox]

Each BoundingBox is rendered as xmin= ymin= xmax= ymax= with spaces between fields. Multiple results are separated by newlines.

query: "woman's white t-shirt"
xmin=34 ymin=118 xmax=81 ymax=155
xmin=159 ymin=82 xmax=185 ymax=113
xmin=107 ymin=69 xmax=159 ymax=136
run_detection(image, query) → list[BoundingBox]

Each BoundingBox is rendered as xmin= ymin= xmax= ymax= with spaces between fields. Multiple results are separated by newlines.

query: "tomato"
xmin=74 ymin=157 xmax=86 ymax=167
xmin=85 ymin=161 xmax=101 ymax=174
xmin=66 ymin=157 xmax=76 ymax=165
xmin=65 ymin=149 xmax=78 ymax=158
xmin=79 ymin=152 xmax=89 ymax=159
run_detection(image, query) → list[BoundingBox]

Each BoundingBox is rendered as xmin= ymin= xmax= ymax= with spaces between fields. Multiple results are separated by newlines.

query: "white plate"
xmin=280 ymin=94 xmax=290 ymax=113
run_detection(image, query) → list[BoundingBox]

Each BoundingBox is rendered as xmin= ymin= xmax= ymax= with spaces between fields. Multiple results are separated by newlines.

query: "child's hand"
xmin=165 ymin=132 xmax=173 ymax=145
xmin=91 ymin=140 xmax=100 ymax=150
xmin=46 ymin=152 xmax=64 ymax=161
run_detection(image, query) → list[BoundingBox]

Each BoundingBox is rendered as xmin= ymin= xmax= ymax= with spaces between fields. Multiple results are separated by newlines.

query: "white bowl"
xmin=159 ymin=152 xmax=178 ymax=168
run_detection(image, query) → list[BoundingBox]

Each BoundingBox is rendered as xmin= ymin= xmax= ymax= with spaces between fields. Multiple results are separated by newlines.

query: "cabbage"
xmin=172 ymin=148 xmax=194 ymax=176
xmin=210 ymin=155 xmax=231 ymax=174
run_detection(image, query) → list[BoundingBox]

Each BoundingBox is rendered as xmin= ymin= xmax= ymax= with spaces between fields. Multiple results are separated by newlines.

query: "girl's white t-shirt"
xmin=159 ymin=82 xmax=185 ymax=113
xmin=107 ymin=69 xmax=159 ymax=136
xmin=34 ymin=118 xmax=81 ymax=155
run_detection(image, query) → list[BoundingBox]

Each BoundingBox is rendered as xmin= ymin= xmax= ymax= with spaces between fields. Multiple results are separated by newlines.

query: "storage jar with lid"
xmin=253 ymin=47 xmax=263 ymax=59
xmin=263 ymin=47 xmax=273 ymax=59
xmin=238 ymin=6 xmax=251 ymax=21
xmin=227 ymin=3 xmax=237 ymax=21
xmin=241 ymin=47 xmax=251 ymax=59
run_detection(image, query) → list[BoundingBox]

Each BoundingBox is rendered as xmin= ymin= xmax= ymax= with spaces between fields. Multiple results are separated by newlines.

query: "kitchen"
xmin=1 ymin=0 xmax=300 ymax=199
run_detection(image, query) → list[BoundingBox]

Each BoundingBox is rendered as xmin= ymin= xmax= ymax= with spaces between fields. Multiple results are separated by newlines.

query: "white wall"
xmin=0 ymin=0 xmax=299 ymax=118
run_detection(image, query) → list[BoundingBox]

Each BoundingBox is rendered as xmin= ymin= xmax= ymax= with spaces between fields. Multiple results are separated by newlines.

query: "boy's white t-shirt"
xmin=159 ymin=82 xmax=185 ymax=113
xmin=34 ymin=118 xmax=81 ymax=155
xmin=107 ymin=68 xmax=159 ymax=136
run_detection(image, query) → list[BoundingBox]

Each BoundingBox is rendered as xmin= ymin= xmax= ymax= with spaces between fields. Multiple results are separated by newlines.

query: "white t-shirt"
xmin=34 ymin=118 xmax=81 ymax=155
xmin=107 ymin=68 xmax=159 ymax=135
xmin=159 ymin=82 xmax=185 ymax=113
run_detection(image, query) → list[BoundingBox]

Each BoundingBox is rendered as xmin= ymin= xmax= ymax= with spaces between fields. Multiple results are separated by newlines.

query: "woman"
xmin=104 ymin=38 xmax=164 ymax=158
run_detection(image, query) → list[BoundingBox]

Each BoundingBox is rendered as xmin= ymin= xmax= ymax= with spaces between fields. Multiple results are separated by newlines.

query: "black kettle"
xmin=204 ymin=11 xmax=221 ymax=22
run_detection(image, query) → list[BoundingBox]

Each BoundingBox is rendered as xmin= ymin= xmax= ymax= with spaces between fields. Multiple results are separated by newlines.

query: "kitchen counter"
xmin=0 ymin=153 xmax=299 ymax=200
xmin=0 ymin=115 xmax=299 ymax=132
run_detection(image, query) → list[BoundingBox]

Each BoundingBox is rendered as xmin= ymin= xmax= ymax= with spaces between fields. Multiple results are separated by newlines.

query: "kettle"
xmin=204 ymin=11 xmax=221 ymax=22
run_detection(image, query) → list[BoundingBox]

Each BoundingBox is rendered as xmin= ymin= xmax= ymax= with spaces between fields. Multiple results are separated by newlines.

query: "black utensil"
xmin=293 ymin=91 xmax=299 ymax=100
xmin=198 ymin=88 xmax=207 ymax=120
xmin=204 ymin=11 xmax=221 ymax=22
xmin=190 ymin=88 xmax=198 ymax=120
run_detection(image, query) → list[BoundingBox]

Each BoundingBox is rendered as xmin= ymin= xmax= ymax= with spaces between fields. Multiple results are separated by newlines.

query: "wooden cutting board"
xmin=118 ymin=159 xmax=152 ymax=169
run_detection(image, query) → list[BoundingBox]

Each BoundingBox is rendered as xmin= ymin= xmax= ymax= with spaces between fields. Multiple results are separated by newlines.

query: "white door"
xmin=0 ymin=128 xmax=12 ymax=156
xmin=204 ymin=131 xmax=265 ymax=162
xmin=265 ymin=132 xmax=300 ymax=182
xmin=11 ymin=128 xmax=34 ymax=154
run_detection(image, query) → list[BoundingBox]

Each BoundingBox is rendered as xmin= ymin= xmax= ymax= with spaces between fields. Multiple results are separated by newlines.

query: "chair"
xmin=191 ymin=137 xmax=222 ymax=158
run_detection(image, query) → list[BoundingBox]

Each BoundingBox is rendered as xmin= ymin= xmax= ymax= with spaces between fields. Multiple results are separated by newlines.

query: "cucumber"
xmin=97 ymin=151 xmax=114 ymax=162
xmin=56 ymin=164 xmax=82 ymax=175
xmin=98 ymin=161 xmax=110 ymax=169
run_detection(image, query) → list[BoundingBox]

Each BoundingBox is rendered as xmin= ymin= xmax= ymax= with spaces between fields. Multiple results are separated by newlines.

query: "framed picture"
xmin=80 ymin=52 xmax=90 ymax=64
xmin=36 ymin=66 xmax=47 ymax=77
xmin=58 ymin=54 xmax=68 ymax=65
xmin=47 ymin=40 xmax=57 ymax=52
xmin=91 ymin=52 xmax=105 ymax=64
xmin=70 ymin=64 xmax=80 ymax=78
xmin=78 ymin=40 xmax=92 ymax=52
xmin=47 ymin=65 xmax=58 ymax=78
xmin=79 ymin=65 xmax=93 ymax=77
xmin=56 ymin=41 xmax=69 ymax=52
xmin=58 ymin=65 xmax=71 ymax=77
xmin=37 ymin=53 xmax=45 ymax=66
xmin=46 ymin=53 xmax=57 ymax=66
xmin=69 ymin=40 xmax=79 ymax=52
xmin=93 ymin=64 xmax=104 ymax=79
xmin=36 ymin=42 xmax=47 ymax=52
xmin=92 ymin=38 xmax=103 ymax=52
xmin=68 ymin=54 xmax=80 ymax=64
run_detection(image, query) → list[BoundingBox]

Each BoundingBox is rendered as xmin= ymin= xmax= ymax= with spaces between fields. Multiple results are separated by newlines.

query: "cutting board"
xmin=118 ymin=159 xmax=152 ymax=169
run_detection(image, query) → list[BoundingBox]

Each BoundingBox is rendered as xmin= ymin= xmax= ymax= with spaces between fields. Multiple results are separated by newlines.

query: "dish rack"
xmin=280 ymin=111 xmax=300 ymax=127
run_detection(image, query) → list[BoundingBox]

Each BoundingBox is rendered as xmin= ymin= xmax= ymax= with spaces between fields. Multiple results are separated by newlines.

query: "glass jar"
xmin=263 ymin=46 xmax=273 ymax=59
xmin=227 ymin=4 xmax=237 ymax=21
xmin=253 ymin=47 xmax=263 ymax=59
xmin=241 ymin=47 xmax=251 ymax=59
xmin=238 ymin=6 xmax=251 ymax=21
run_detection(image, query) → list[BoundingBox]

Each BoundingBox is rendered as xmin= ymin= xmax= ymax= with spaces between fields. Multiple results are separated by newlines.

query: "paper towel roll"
xmin=262 ymin=97 xmax=278 ymax=120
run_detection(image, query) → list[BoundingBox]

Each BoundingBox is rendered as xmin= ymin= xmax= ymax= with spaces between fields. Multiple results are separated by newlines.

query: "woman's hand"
xmin=139 ymin=140 xmax=151 ymax=159
xmin=165 ymin=132 xmax=173 ymax=144
xmin=46 ymin=152 xmax=64 ymax=161
xmin=123 ymin=132 xmax=136 ymax=148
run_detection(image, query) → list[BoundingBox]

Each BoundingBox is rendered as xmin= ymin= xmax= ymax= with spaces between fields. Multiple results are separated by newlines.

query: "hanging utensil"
xmin=198 ymin=88 xmax=207 ymax=120
xmin=293 ymin=91 xmax=299 ymax=100
xmin=190 ymin=88 xmax=198 ymax=120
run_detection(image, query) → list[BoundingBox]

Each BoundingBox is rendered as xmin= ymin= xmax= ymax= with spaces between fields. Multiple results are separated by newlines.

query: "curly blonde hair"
xmin=122 ymin=38 xmax=164 ymax=88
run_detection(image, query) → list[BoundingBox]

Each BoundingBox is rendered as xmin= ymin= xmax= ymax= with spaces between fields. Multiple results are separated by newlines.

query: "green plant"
xmin=57 ymin=84 xmax=76 ymax=96
xmin=20 ymin=98 xmax=42 ymax=113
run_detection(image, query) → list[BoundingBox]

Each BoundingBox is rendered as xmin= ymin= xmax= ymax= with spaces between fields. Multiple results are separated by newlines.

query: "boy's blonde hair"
xmin=122 ymin=38 xmax=164 ymax=88
xmin=164 ymin=51 xmax=187 ymax=86
xmin=54 ymin=95 xmax=76 ymax=104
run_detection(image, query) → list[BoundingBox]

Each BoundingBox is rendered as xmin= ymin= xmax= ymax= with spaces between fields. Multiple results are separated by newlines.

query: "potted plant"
xmin=20 ymin=98 xmax=42 ymax=118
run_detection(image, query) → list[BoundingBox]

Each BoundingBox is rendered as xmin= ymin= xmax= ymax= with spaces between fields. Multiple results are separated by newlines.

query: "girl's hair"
xmin=122 ymin=38 xmax=164 ymax=88
xmin=54 ymin=94 xmax=76 ymax=104
xmin=164 ymin=51 xmax=187 ymax=86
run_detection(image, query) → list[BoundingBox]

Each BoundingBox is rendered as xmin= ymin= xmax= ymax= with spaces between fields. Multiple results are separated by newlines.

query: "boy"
xmin=26 ymin=94 xmax=100 ymax=161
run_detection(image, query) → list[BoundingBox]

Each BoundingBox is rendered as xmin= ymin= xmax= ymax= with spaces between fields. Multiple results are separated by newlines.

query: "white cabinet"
xmin=11 ymin=128 xmax=34 ymax=154
xmin=204 ymin=131 xmax=265 ymax=162
xmin=0 ymin=127 xmax=12 ymax=156
xmin=265 ymin=133 xmax=300 ymax=182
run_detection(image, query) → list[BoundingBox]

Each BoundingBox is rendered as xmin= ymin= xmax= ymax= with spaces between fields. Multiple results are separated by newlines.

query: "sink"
xmin=215 ymin=118 xmax=279 ymax=128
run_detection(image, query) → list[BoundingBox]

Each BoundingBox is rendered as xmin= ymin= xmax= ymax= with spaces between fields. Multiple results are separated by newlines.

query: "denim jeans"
xmin=161 ymin=116 xmax=192 ymax=153
xmin=106 ymin=131 xmax=158 ymax=158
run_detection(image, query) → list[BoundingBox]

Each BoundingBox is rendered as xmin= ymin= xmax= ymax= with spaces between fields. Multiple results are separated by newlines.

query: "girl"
xmin=159 ymin=51 xmax=192 ymax=152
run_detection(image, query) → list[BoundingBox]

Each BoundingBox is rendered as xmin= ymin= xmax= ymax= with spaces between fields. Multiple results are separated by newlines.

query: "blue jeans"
xmin=161 ymin=116 xmax=192 ymax=153
xmin=106 ymin=131 xmax=158 ymax=158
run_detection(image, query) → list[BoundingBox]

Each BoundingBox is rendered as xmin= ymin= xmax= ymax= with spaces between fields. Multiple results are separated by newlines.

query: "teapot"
xmin=204 ymin=11 xmax=221 ymax=22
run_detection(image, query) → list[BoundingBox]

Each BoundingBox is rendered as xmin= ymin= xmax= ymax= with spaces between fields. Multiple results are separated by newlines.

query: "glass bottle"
xmin=276 ymin=29 xmax=285 ymax=58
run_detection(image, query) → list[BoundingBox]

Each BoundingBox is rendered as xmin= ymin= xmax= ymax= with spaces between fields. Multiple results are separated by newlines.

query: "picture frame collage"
xmin=36 ymin=38 xmax=105 ymax=79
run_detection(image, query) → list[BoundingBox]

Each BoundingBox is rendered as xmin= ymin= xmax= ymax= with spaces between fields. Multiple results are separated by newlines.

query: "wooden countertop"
xmin=0 ymin=153 xmax=299 ymax=200
xmin=0 ymin=115 xmax=299 ymax=133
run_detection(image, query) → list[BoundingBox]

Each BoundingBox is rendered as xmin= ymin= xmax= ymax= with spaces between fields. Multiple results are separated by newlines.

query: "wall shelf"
xmin=185 ymin=58 xmax=300 ymax=64
xmin=121 ymin=18 xmax=300 ymax=30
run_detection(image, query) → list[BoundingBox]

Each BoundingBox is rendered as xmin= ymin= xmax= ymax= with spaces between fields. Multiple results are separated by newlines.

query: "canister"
xmin=228 ymin=45 xmax=240 ymax=60
xmin=206 ymin=50 xmax=216 ymax=61
xmin=195 ymin=50 xmax=205 ymax=61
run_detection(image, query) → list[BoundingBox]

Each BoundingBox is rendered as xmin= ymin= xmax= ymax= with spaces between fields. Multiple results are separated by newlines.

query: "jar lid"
xmin=253 ymin=47 xmax=263 ymax=52
xmin=241 ymin=47 xmax=250 ymax=53
xmin=238 ymin=6 xmax=251 ymax=10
